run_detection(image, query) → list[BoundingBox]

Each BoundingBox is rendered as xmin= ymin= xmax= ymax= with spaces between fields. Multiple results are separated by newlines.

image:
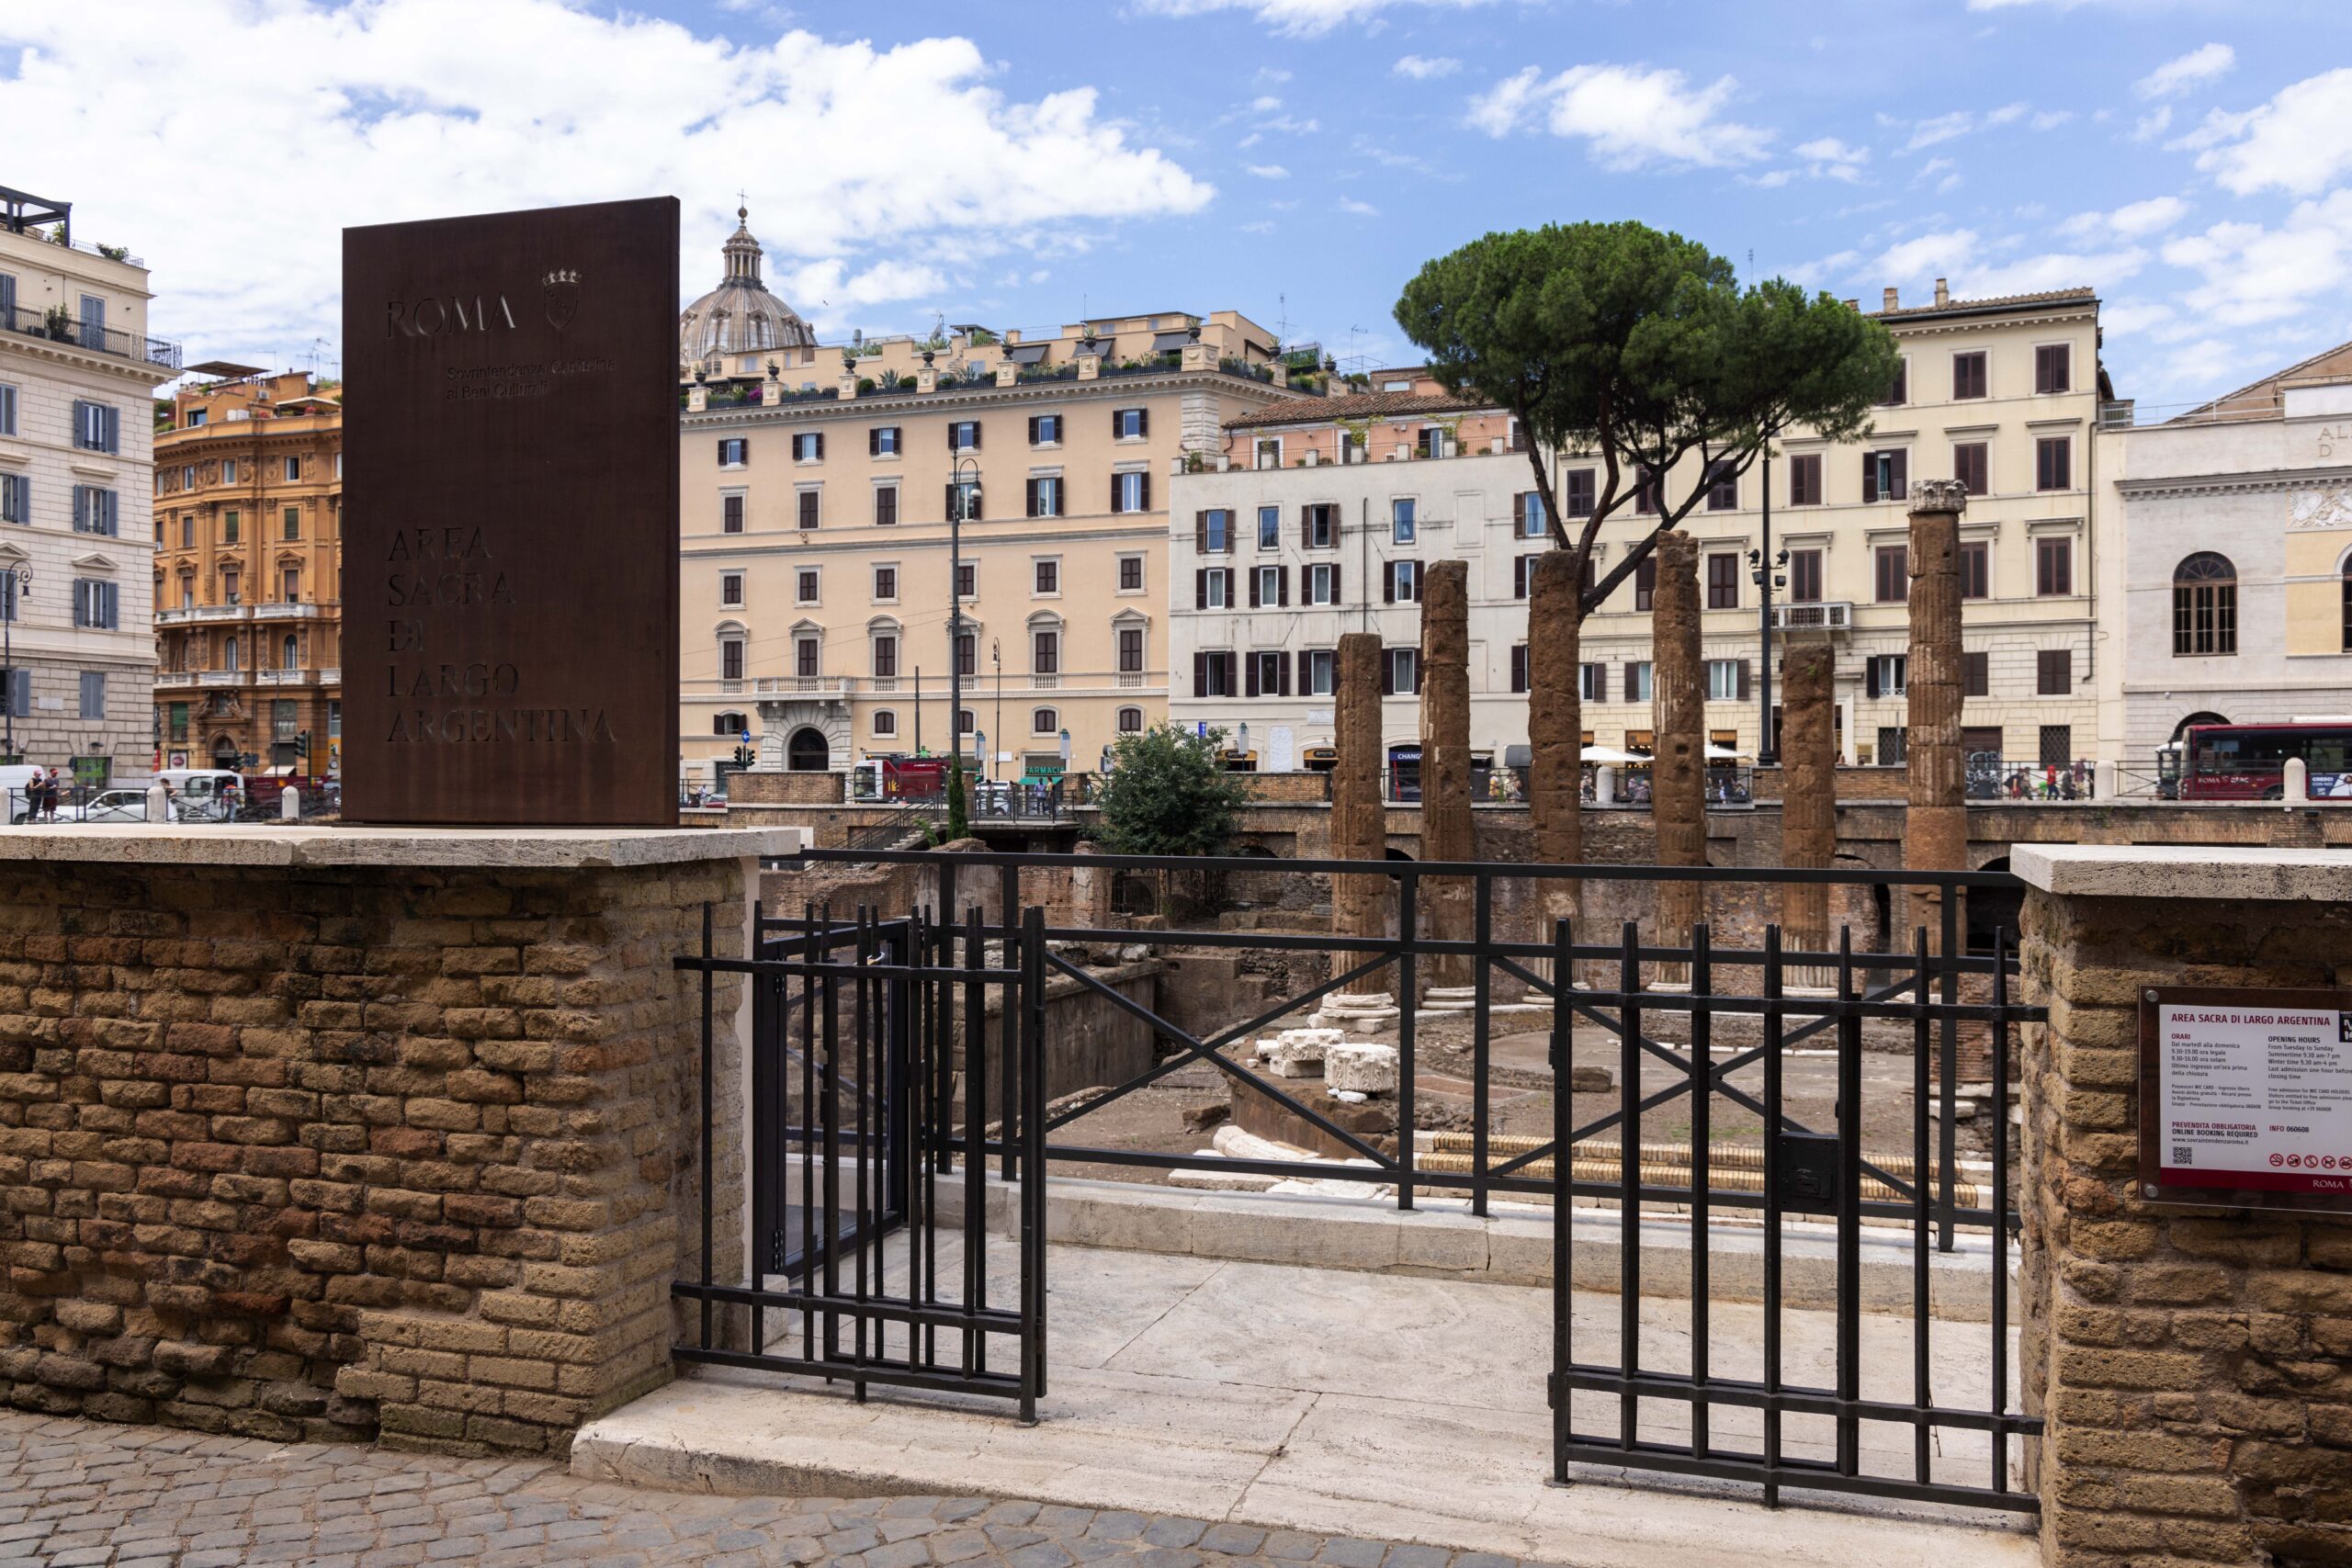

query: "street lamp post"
xmin=950 ymin=453 xmax=980 ymax=805
xmin=2 ymin=565 xmax=28 ymax=762
xmin=990 ymin=637 xmax=1002 ymax=785
xmin=1750 ymin=466 xmax=1785 ymax=764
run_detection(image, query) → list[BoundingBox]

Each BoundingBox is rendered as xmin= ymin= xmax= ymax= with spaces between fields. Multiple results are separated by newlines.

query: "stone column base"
xmin=1311 ymin=991 xmax=1399 ymax=1031
xmin=1420 ymin=986 xmax=1478 ymax=1012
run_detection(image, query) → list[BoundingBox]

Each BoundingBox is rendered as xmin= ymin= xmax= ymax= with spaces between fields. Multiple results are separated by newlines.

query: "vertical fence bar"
xmin=1991 ymin=922 xmax=2013 ymax=1496
xmin=1396 ymin=870 xmax=1419 ymax=1213
xmin=1761 ymin=922 xmax=1784 ymax=1509
xmin=749 ymin=902 xmax=769 ymax=1361
xmin=1689 ymin=921 xmax=1711 ymax=1461
xmin=1911 ymin=924 xmax=1932 ymax=1486
xmin=963 ymin=905 xmax=986 ymax=1378
xmin=1550 ymin=915 xmax=1574 ymax=1485
xmin=852 ymin=908 xmax=872 ymax=1397
xmin=821 ymin=905 xmax=842 ymax=1371
xmin=1472 ymin=874 xmax=1492 ymax=1219
xmin=999 ymin=866 xmax=1019 ymax=1185
xmin=800 ymin=902 xmax=818 ymax=1361
xmin=1617 ymin=919 xmax=1641 ymax=1455
xmin=1834 ymin=925 xmax=1861 ymax=1478
xmin=698 ymin=902 xmax=715 ymax=1352
xmin=1937 ymin=886 xmax=1960 ymax=1253
xmin=1020 ymin=905 xmax=1047 ymax=1424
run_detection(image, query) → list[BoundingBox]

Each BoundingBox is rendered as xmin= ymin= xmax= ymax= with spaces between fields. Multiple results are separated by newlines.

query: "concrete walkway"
xmin=576 ymin=1238 xmax=2037 ymax=1568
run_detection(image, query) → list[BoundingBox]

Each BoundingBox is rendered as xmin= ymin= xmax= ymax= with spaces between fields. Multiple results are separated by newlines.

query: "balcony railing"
xmin=319 ymin=667 xmax=341 ymax=685
xmin=157 ymin=604 xmax=249 ymax=626
xmin=4 ymin=303 xmax=180 ymax=371
xmin=252 ymin=602 xmax=321 ymax=621
xmin=1771 ymin=600 xmax=1854 ymax=632
xmin=254 ymin=669 xmax=318 ymax=686
xmin=196 ymin=671 xmax=252 ymax=687
xmin=153 ymin=671 xmax=199 ymax=689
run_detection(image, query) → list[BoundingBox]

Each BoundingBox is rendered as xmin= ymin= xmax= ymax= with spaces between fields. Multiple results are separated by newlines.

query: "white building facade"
xmin=1171 ymin=294 xmax=2109 ymax=785
xmin=0 ymin=192 xmax=176 ymax=783
xmin=2094 ymin=342 xmax=2352 ymax=764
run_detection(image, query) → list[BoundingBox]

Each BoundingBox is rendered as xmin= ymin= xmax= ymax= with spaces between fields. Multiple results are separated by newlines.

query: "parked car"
xmin=61 ymin=788 xmax=162 ymax=824
xmin=153 ymin=768 xmax=244 ymax=822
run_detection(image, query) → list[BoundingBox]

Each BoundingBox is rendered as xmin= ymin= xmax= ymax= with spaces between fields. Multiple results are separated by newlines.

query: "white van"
xmin=154 ymin=768 xmax=245 ymax=823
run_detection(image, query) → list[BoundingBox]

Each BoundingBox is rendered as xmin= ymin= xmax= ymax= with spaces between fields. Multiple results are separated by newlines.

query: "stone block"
xmin=1322 ymin=1043 xmax=1398 ymax=1096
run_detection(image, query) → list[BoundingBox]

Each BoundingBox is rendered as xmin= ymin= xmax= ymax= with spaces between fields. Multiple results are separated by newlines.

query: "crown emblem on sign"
xmin=542 ymin=268 xmax=581 ymax=333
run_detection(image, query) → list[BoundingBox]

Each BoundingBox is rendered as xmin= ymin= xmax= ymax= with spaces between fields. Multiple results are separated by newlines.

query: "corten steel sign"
xmin=2139 ymin=986 xmax=2352 ymax=1213
xmin=342 ymin=197 xmax=679 ymax=825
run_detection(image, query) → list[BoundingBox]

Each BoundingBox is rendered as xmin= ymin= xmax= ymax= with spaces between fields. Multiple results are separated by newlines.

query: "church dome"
xmin=678 ymin=207 xmax=816 ymax=374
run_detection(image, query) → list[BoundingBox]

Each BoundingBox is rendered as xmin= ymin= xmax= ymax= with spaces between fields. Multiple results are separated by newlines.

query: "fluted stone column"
xmin=1650 ymin=532 xmax=1705 ymax=984
xmin=1419 ymin=561 xmax=1475 ymax=1003
xmin=1526 ymin=550 xmax=1585 ymax=965
xmin=1905 ymin=480 xmax=1968 ymax=951
xmin=1317 ymin=630 xmax=1396 ymax=1028
xmin=1781 ymin=639 xmax=1838 ymax=987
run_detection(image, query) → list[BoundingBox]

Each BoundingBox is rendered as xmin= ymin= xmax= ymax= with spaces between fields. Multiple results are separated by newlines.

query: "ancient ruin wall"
xmin=1780 ymin=639 xmax=1838 ymax=965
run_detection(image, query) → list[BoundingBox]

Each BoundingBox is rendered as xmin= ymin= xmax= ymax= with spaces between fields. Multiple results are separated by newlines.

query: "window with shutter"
xmin=2035 ymin=344 xmax=2071 ymax=394
xmin=1789 ymin=453 xmax=1822 ymax=506
xmin=2037 ymin=649 xmax=2071 ymax=694
xmin=1788 ymin=549 xmax=1822 ymax=604
xmin=1960 ymin=541 xmax=1988 ymax=599
xmin=1875 ymin=546 xmax=1908 ymax=604
xmin=798 ymin=491 xmax=820 ymax=529
xmin=875 ymin=486 xmax=898 ymax=526
xmin=1964 ymin=650 xmax=1990 ymax=697
xmin=2036 ymin=536 xmax=2073 ymax=596
xmin=2036 ymin=437 xmax=2072 ymax=491
xmin=1706 ymin=553 xmax=1739 ymax=609
xmin=1634 ymin=558 xmax=1656 ymax=612
xmin=1954 ymin=442 xmax=1988 ymax=496
xmin=1952 ymin=352 xmax=1987 ymax=400
xmin=1564 ymin=469 xmax=1595 ymax=518
xmin=722 ymin=494 xmax=743 ymax=533
xmin=1510 ymin=646 xmax=1529 ymax=694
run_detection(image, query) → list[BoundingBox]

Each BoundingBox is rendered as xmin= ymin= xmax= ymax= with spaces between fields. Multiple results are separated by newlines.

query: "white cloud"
xmin=1966 ymin=0 xmax=2090 ymax=8
xmin=2163 ymin=189 xmax=2352 ymax=326
xmin=1393 ymin=54 xmax=1462 ymax=79
xmin=2098 ymin=299 xmax=2176 ymax=338
xmin=1338 ymin=197 xmax=1380 ymax=216
xmin=1792 ymin=136 xmax=1869 ymax=181
xmin=2134 ymin=42 xmax=2233 ymax=98
xmin=2059 ymin=195 xmax=2188 ymax=241
xmin=1130 ymin=0 xmax=1531 ymax=39
xmin=2132 ymin=106 xmax=2172 ymax=142
xmin=1960 ymin=246 xmax=2144 ymax=298
xmin=1985 ymin=101 xmax=2029 ymax=126
xmin=1251 ymin=95 xmax=1284 ymax=111
xmin=1467 ymin=63 xmax=1770 ymax=170
xmin=1246 ymin=164 xmax=1290 ymax=178
xmin=1905 ymin=111 xmax=1973 ymax=152
xmin=783 ymin=258 xmax=950 ymax=312
xmin=1240 ymin=220 xmax=1277 ymax=234
xmin=2186 ymin=68 xmax=2352 ymax=196
xmin=0 ymin=3 xmax=1215 ymax=356
xmin=2031 ymin=108 xmax=2073 ymax=130
xmin=1912 ymin=157 xmax=1962 ymax=193
xmin=1873 ymin=230 xmax=1980 ymax=283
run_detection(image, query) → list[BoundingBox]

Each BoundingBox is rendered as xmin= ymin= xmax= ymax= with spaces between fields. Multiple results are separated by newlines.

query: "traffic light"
xmin=293 ymin=729 xmax=311 ymax=760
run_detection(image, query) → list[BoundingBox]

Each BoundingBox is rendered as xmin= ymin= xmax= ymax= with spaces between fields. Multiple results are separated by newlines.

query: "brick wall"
xmin=2018 ymin=886 xmax=2351 ymax=1565
xmin=0 ymin=856 xmax=746 ymax=1457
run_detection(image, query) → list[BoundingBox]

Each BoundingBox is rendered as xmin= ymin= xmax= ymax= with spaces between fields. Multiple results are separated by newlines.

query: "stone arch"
xmin=2170 ymin=710 xmax=2230 ymax=742
xmin=1968 ymin=854 xmax=2024 ymax=956
xmin=786 ymin=727 xmax=830 ymax=771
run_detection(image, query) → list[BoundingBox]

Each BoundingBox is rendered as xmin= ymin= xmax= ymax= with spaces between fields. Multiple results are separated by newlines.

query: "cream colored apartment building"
xmin=0 ymin=187 xmax=177 ymax=784
xmin=675 ymin=209 xmax=1310 ymax=784
xmin=1170 ymin=285 xmax=2107 ymax=779
xmin=152 ymin=367 xmax=344 ymax=777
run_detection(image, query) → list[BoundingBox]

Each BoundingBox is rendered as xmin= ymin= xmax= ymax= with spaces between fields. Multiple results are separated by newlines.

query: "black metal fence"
xmin=707 ymin=847 xmax=2043 ymax=1510
xmin=5 ymin=302 xmax=181 ymax=370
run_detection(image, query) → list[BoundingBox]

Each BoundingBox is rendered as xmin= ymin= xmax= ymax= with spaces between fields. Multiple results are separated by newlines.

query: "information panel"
xmin=2139 ymin=986 xmax=2352 ymax=1211
xmin=342 ymin=197 xmax=679 ymax=825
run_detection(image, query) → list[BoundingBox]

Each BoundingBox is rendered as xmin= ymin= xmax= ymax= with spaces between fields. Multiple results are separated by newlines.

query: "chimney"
xmin=1883 ymin=287 xmax=1900 ymax=311
xmin=1934 ymin=276 xmax=1950 ymax=307
xmin=1842 ymin=298 xmax=1860 ymax=312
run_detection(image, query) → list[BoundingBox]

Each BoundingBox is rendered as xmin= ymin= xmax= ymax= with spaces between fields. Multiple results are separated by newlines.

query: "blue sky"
xmin=9 ymin=0 xmax=2352 ymax=410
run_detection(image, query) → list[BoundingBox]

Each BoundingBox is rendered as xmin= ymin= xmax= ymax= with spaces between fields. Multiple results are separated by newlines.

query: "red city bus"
xmin=2178 ymin=722 xmax=2352 ymax=800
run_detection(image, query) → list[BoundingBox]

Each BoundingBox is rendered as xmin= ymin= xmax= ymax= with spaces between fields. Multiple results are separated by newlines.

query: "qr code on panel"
xmin=2174 ymin=1145 xmax=2194 ymax=1166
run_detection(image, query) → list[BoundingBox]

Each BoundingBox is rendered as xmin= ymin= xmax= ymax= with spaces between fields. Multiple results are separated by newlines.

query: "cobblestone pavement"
xmin=0 ymin=1414 xmax=1555 ymax=1568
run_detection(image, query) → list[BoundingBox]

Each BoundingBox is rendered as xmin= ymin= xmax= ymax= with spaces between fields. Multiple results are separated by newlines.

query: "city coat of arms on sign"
xmin=543 ymin=268 xmax=580 ymax=333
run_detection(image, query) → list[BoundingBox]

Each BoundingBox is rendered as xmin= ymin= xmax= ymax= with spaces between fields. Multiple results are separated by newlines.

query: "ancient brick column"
xmin=1905 ymin=479 xmax=1968 ymax=950
xmin=1320 ymin=630 xmax=1397 ymax=1025
xmin=1419 ymin=560 xmax=1475 ymax=998
xmin=1650 ymin=531 xmax=1705 ymax=982
xmin=1527 ymin=551 xmax=1585 ymax=916
xmin=1780 ymin=639 xmax=1837 ymax=985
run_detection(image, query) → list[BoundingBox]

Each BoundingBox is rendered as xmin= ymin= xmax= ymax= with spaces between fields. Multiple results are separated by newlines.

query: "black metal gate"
xmin=1547 ymin=908 xmax=2041 ymax=1512
xmin=673 ymin=901 xmax=1047 ymax=1419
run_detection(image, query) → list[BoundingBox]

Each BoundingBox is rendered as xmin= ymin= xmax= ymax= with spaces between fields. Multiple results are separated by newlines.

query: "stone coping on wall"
xmin=2013 ymin=841 xmax=2352 ymax=900
xmin=0 ymin=824 xmax=802 ymax=869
